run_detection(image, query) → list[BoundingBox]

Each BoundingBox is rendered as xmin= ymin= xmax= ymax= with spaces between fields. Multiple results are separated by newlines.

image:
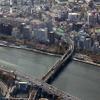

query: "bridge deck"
xmin=0 ymin=65 xmax=80 ymax=100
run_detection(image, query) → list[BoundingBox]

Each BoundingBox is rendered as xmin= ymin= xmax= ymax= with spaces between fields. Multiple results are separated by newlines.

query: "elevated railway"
xmin=0 ymin=65 xmax=80 ymax=100
xmin=0 ymin=33 xmax=80 ymax=100
xmin=42 ymin=38 xmax=74 ymax=82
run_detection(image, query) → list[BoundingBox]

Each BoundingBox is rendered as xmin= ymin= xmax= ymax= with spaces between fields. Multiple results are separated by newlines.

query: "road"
xmin=0 ymin=65 xmax=80 ymax=100
xmin=0 ymin=80 xmax=8 ymax=97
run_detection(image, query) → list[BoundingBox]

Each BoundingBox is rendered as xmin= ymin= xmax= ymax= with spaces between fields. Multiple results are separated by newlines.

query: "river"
xmin=0 ymin=46 xmax=59 ymax=78
xmin=52 ymin=61 xmax=100 ymax=100
xmin=0 ymin=46 xmax=100 ymax=100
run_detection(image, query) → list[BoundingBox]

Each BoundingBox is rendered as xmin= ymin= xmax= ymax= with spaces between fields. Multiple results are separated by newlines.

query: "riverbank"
xmin=0 ymin=43 xmax=100 ymax=67
xmin=72 ymin=53 xmax=100 ymax=67
xmin=0 ymin=43 xmax=61 ymax=57
xmin=72 ymin=57 xmax=100 ymax=67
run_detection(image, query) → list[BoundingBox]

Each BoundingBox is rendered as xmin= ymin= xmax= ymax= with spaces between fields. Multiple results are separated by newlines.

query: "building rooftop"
xmin=54 ymin=28 xmax=65 ymax=36
xmin=95 ymin=28 xmax=100 ymax=33
xmin=18 ymin=82 xmax=28 ymax=84
xmin=55 ymin=0 xmax=75 ymax=4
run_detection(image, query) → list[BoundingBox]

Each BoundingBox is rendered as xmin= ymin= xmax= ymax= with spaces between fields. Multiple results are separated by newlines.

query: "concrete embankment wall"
xmin=0 ymin=44 xmax=61 ymax=57
xmin=72 ymin=58 xmax=100 ymax=67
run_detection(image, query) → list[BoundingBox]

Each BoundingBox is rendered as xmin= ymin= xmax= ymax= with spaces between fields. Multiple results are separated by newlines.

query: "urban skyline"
xmin=0 ymin=0 xmax=100 ymax=100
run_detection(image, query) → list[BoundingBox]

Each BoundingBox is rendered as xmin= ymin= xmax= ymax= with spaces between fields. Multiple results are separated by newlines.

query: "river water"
xmin=0 ymin=47 xmax=100 ymax=100
xmin=0 ymin=47 xmax=59 ymax=78
xmin=52 ymin=61 xmax=100 ymax=100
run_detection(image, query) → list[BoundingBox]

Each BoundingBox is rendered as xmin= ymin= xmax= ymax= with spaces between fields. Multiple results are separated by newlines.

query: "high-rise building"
xmin=68 ymin=13 xmax=80 ymax=22
xmin=48 ymin=31 xmax=55 ymax=45
xmin=19 ymin=23 xmax=26 ymax=33
xmin=23 ymin=25 xmax=31 ymax=39
xmin=0 ymin=23 xmax=12 ymax=35
xmin=87 ymin=12 xmax=96 ymax=26
xmin=33 ymin=28 xmax=48 ymax=42
xmin=77 ymin=37 xmax=91 ymax=49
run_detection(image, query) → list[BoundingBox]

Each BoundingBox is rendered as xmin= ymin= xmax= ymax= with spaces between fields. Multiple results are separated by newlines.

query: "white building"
xmin=77 ymin=37 xmax=91 ymax=49
xmin=23 ymin=25 xmax=32 ymax=39
xmin=68 ymin=13 xmax=80 ymax=22
xmin=75 ymin=30 xmax=92 ymax=49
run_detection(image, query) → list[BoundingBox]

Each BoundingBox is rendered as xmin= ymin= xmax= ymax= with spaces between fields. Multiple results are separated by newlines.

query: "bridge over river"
xmin=42 ymin=37 xmax=74 ymax=82
xmin=0 ymin=64 xmax=80 ymax=100
xmin=0 ymin=34 xmax=81 ymax=100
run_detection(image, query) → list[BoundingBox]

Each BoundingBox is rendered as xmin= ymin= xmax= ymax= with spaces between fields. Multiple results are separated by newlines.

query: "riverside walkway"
xmin=0 ymin=65 xmax=80 ymax=100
